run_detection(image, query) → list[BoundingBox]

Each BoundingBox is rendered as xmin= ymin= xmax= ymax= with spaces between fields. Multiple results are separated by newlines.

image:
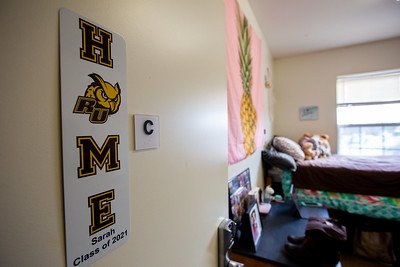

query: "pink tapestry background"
xmin=225 ymin=0 xmax=263 ymax=164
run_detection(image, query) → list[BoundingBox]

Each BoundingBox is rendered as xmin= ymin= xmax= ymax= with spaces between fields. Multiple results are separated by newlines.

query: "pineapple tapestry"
xmin=225 ymin=0 xmax=263 ymax=164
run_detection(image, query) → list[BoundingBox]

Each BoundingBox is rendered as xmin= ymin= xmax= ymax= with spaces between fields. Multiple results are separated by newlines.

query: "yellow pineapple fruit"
xmin=237 ymin=11 xmax=257 ymax=156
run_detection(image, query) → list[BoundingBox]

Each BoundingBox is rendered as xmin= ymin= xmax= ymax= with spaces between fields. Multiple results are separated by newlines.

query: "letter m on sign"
xmin=77 ymin=135 xmax=120 ymax=178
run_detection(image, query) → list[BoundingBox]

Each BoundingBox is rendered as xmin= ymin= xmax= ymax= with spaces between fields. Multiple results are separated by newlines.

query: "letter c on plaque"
xmin=143 ymin=120 xmax=154 ymax=135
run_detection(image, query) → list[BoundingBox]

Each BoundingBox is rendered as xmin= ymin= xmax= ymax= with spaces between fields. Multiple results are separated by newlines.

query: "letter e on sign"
xmin=134 ymin=114 xmax=160 ymax=150
xmin=88 ymin=189 xmax=115 ymax=235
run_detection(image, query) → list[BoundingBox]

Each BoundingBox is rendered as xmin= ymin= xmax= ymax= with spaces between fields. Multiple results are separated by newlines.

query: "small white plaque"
xmin=134 ymin=114 xmax=160 ymax=150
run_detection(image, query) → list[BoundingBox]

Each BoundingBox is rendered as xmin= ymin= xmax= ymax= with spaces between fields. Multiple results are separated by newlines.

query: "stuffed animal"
xmin=318 ymin=134 xmax=331 ymax=158
xmin=298 ymin=133 xmax=331 ymax=160
xmin=299 ymin=133 xmax=319 ymax=160
xmin=264 ymin=185 xmax=275 ymax=203
xmin=302 ymin=142 xmax=317 ymax=160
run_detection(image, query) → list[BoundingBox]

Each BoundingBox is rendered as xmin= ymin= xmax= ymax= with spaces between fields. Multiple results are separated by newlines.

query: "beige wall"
xmin=228 ymin=0 xmax=274 ymax=189
xmin=274 ymin=37 xmax=400 ymax=152
xmin=0 ymin=1 xmax=229 ymax=266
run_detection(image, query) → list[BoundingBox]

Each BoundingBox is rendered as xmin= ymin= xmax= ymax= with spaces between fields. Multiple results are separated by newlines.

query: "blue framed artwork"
xmin=299 ymin=106 xmax=318 ymax=121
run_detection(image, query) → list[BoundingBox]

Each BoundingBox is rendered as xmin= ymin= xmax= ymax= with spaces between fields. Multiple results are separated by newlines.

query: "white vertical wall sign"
xmin=60 ymin=8 xmax=130 ymax=267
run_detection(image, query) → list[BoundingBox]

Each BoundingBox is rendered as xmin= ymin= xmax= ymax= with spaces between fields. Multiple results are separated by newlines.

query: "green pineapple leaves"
xmin=237 ymin=10 xmax=252 ymax=95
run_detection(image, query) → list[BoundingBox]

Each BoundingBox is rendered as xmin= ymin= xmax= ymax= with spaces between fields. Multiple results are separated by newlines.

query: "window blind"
xmin=337 ymin=70 xmax=400 ymax=104
xmin=336 ymin=70 xmax=400 ymax=126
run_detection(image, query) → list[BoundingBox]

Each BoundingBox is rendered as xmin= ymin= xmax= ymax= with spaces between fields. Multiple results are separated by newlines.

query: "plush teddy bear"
xmin=299 ymin=133 xmax=331 ymax=160
xmin=298 ymin=133 xmax=319 ymax=160
xmin=317 ymin=134 xmax=331 ymax=158
xmin=301 ymin=142 xmax=317 ymax=160
xmin=264 ymin=185 xmax=275 ymax=203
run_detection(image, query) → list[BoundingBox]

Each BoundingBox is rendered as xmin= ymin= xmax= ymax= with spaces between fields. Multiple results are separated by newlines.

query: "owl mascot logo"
xmin=74 ymin=73 xmax=121 ymax=123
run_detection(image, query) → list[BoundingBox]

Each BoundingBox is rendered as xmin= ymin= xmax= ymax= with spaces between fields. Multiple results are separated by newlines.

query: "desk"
xmin=231 ymin=202 xmax=329 ymax=267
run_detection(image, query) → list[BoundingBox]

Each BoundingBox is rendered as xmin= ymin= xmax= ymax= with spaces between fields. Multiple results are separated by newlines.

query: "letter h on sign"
xmin=79 ymin=18 xmax=113 ymax=68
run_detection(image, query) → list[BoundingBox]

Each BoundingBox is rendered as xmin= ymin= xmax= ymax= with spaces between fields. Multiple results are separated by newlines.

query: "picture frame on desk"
xmin=229 ymin=186 xmax=248 ymax=223
xmin=237 ymin=202 xmax=263 ymax=252
xmin=228 ymin=168 xmax=252 ymax=224
xmin=248 ymin=203 xmax=262 ymax=249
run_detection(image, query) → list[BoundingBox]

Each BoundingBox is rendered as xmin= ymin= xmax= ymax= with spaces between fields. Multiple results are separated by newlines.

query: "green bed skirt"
xmin=282 ymin=170 xmax=400 ymax=221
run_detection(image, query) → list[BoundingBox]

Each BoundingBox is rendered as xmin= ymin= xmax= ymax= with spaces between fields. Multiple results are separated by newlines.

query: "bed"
xmin=281 ymin=155 xmax=400 ymax=221
xmin=263 ymin=137 xmax=400 ymax=264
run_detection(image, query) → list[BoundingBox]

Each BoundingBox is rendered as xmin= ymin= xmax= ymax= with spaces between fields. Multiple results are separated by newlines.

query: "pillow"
xmin=262 ymin=147 xmax=297 ymax=171
xmin=272 ymin=136 xmax=305 ymax=161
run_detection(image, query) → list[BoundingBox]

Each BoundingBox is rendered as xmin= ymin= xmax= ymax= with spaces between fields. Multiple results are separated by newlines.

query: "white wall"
xmin=0 ymin=1 xmax=228 ymax=266
xmin=228 ymin=0 xmax=274 ymax=189
xmin=273 ymin=37 xmax=400 ymax=152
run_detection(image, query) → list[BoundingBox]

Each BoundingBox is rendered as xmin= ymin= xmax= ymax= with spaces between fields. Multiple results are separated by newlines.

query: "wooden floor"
xmin=231 ymin=251 xmax=389 ymax=267
xmin=341 ymin=252 xmax=389 ymax=267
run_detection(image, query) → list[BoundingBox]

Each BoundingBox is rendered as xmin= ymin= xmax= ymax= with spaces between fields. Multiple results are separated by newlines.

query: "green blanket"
xmin=282 ymin=170 xmax=400 ymax=221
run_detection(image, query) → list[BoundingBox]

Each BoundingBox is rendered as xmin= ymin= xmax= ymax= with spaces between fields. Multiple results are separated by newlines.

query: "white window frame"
xmin=336 ymin=69 xmax=400 ymax=156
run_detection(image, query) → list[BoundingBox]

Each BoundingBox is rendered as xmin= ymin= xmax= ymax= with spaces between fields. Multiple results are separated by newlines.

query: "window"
xmin=336 ymin=70 xmax=400 ymax=156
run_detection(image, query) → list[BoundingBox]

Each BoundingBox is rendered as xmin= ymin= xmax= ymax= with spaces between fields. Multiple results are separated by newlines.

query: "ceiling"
xmin=249 ymin=0 xmax=400 ymax=59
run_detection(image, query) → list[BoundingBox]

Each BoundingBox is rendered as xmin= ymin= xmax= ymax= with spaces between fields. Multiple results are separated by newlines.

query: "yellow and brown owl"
xmin=85 ymin=73 xmax=121 ymax=115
